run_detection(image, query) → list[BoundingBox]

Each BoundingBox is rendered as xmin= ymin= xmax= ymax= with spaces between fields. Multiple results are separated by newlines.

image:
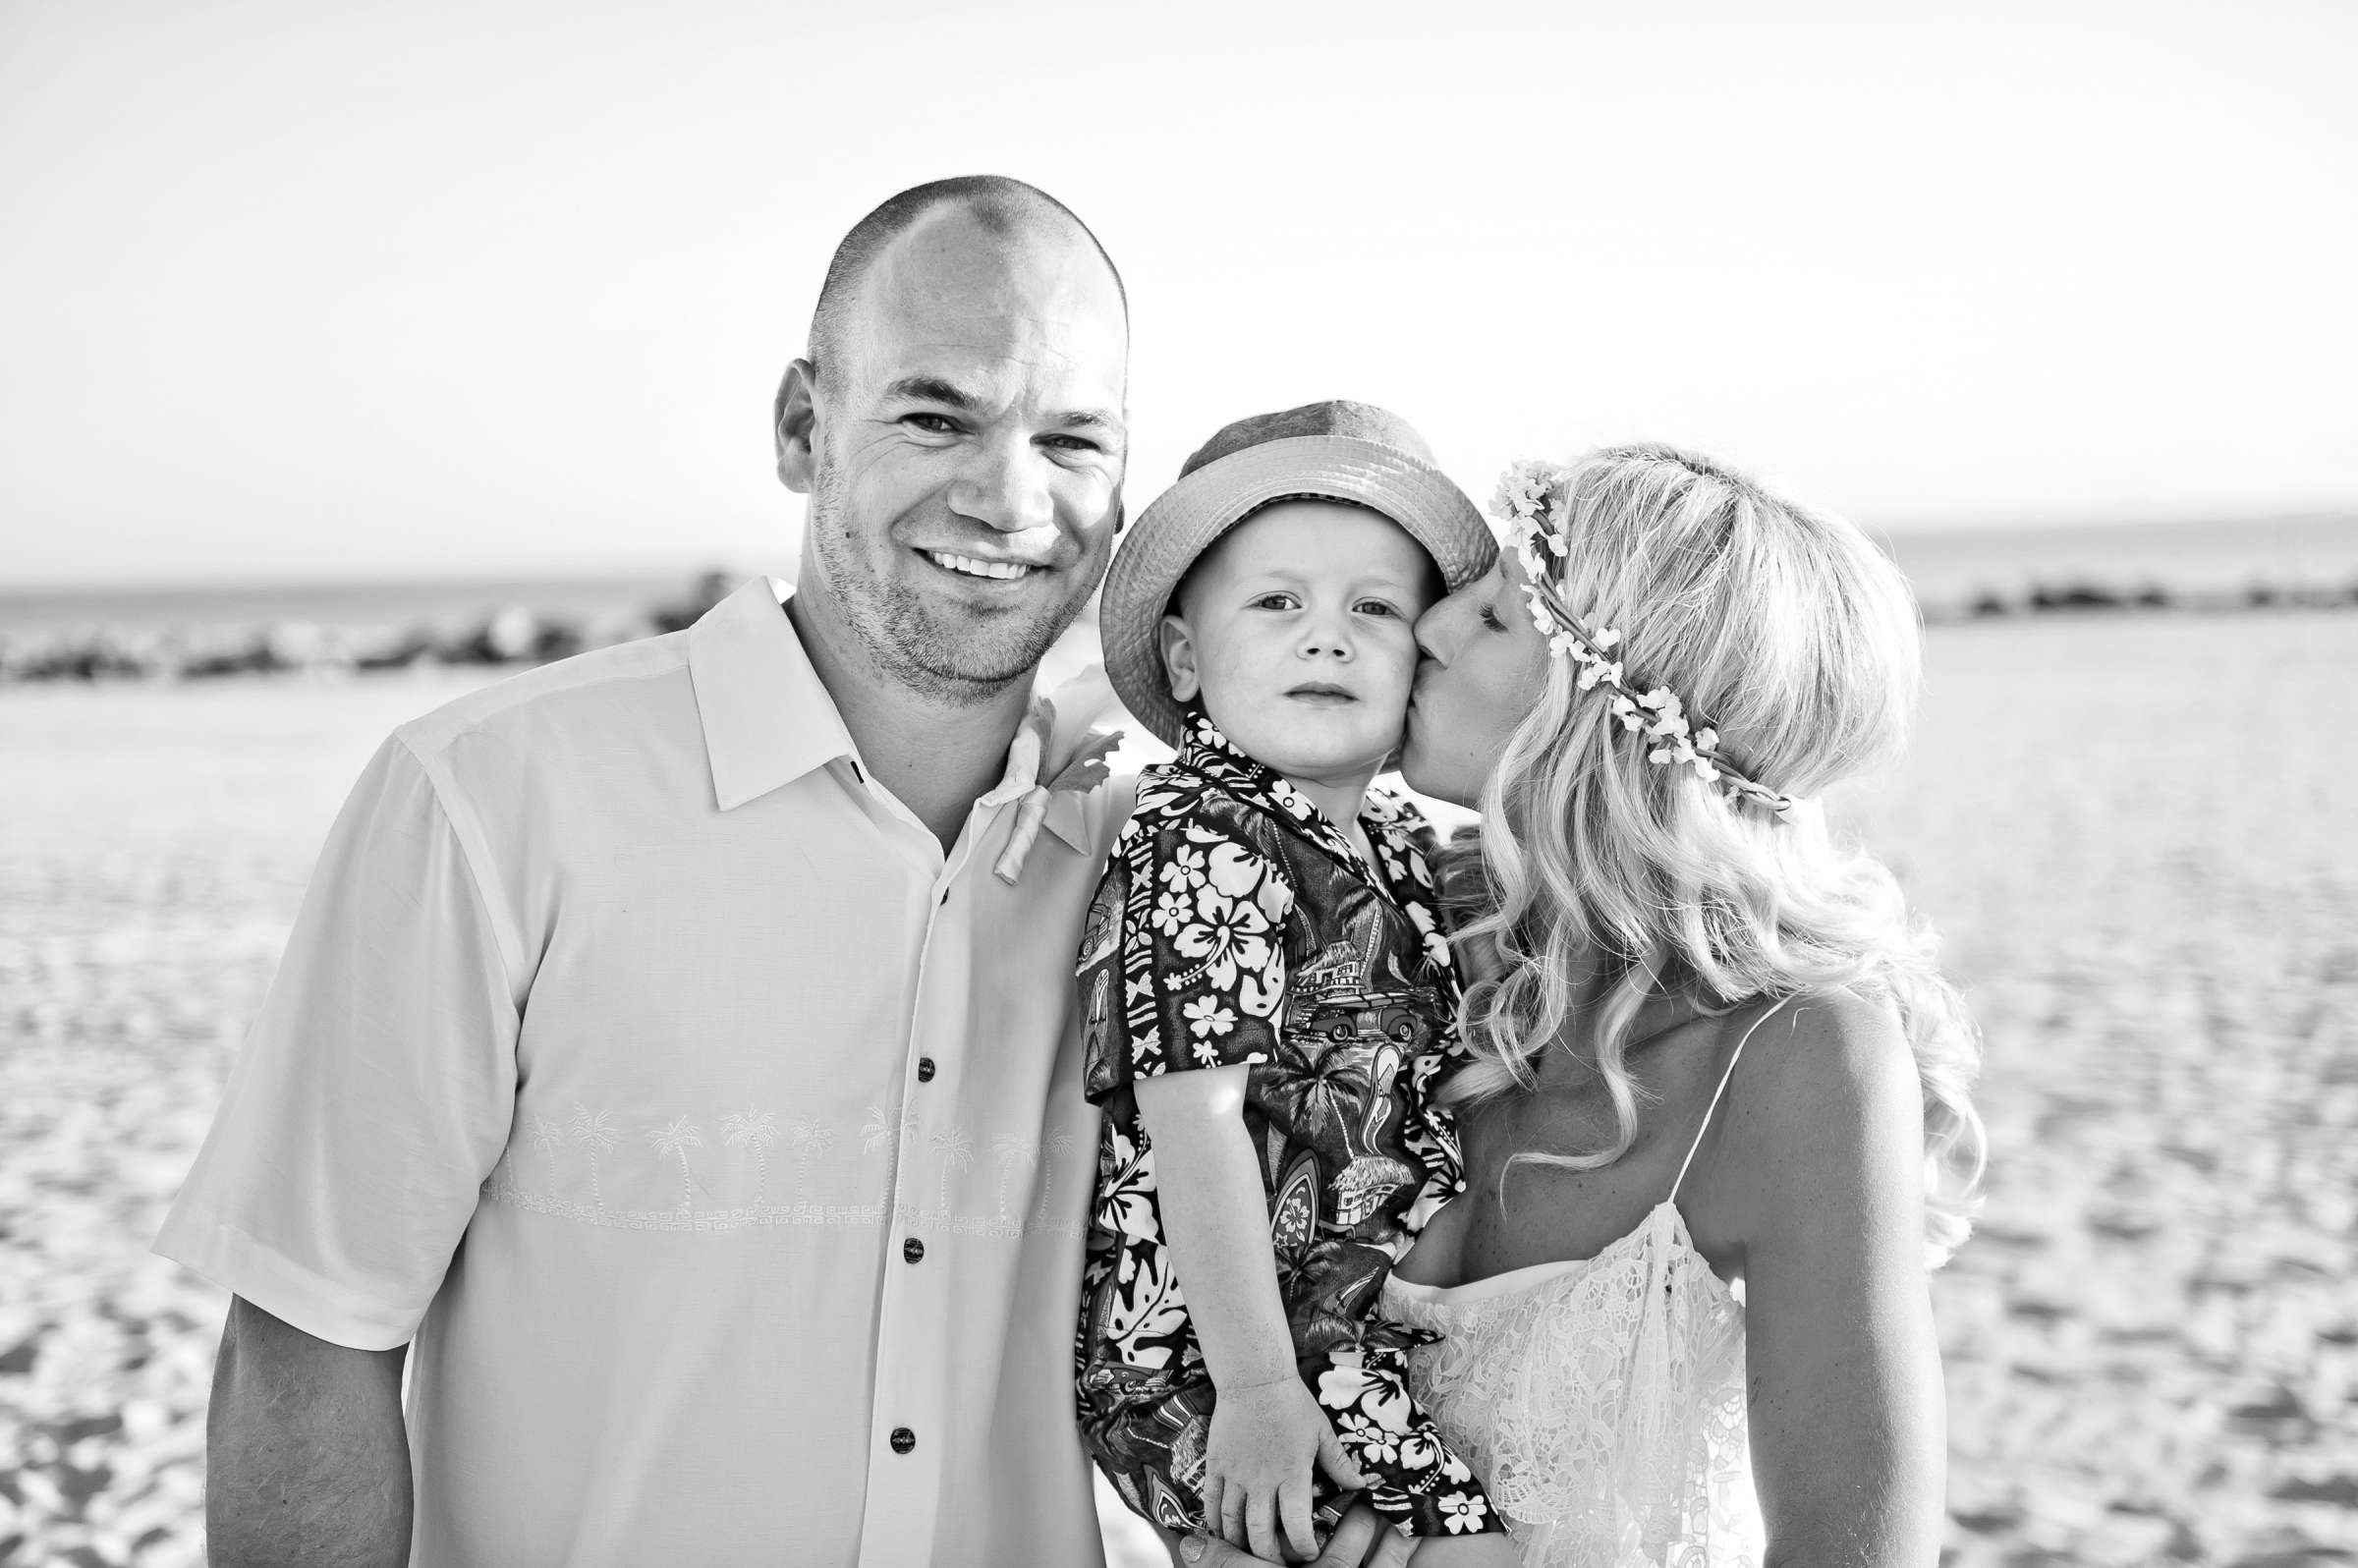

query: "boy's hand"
xmin=1203 ymin=1378 xmax=1371 ymax=1563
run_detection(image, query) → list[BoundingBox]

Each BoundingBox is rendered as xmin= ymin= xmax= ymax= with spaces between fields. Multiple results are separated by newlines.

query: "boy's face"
xmin=1158 ymin=500 xmax=1440 ymax=793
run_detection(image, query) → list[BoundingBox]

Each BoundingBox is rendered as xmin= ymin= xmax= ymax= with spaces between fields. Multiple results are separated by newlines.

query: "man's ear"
xmin=1157 ymin=614 xmax=1202 ymax=701
xmin=775 ymin=360 xmax=818 ymax=493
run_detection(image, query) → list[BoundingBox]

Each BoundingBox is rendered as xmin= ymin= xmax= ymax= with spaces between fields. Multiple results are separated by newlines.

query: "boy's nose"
xmin=1299 ymin=620 xmax=1355 ymax=660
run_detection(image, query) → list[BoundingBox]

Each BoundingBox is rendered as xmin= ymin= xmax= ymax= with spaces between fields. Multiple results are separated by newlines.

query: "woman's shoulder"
xmin=1712 ymin=987 xmax=1923 ymax=1193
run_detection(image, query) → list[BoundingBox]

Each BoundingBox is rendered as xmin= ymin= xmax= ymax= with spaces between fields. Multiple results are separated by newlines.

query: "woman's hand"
xmin=1203 ymin=1376 xmax=1370 ymax=1562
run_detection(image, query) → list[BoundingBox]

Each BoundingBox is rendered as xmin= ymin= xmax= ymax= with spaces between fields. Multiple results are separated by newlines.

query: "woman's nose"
xmin=1415 ymin=595 xmax=1458 ymax=663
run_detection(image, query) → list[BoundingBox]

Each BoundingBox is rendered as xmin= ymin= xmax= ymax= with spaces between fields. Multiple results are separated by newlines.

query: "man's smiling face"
xmin=789 ymin=205 xmax=1129 ymax=703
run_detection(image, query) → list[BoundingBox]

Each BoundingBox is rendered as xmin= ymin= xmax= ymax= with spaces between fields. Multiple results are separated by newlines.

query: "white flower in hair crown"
xmin=1488 ymin=460 xmax=1796 ymax=818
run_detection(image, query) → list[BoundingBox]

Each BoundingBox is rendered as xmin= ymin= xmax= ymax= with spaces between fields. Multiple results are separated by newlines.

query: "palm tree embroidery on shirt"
xmin=720 ymin=1106 xmax=778 ymax=1208
xmin=529 ymin=1115 xmax=565 ymax=1192
xmin=1036 ymin=1129 xmax=1077 ymax=1227
xmin=992 ymin=1134 xmax=1038 ymax=1223
xmin=646 ymin=1116 xmax=703 ymax=1214
xmin=931 ymin=1126 xmax=976 ymax=1217
xmin=485 ymin=1106 xmax=1091 ymax=1239
xmin=567 ymin=1106 xmax=621 ymax=1211
xmin=784 ymin=1115 xmax=835 ymax=1212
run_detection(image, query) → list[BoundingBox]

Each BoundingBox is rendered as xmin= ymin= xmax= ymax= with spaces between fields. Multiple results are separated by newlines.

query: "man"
xmin=158 ymin=175 xmax=1137 ymax=1566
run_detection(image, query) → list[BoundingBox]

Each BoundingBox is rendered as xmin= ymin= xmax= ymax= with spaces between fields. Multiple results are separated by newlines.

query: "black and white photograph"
xmin=3 ymin=3 xmax=2354 ymax=1564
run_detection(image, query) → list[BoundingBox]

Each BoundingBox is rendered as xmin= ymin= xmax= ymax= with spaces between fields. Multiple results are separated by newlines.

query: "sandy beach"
xmin=3 ymin=611 xmax=2354 ymax=1566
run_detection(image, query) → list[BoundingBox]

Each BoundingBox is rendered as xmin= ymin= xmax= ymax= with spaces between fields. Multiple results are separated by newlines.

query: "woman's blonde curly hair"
xmin=1442 ymin=443 xmax=1987 ymax=1266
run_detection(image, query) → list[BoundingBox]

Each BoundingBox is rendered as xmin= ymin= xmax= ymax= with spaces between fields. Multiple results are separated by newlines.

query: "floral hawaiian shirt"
xmin=1074 ymin=712 xmax=1501 ymax=1539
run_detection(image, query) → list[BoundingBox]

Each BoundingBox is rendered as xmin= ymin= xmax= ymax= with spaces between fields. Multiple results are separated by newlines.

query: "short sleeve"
xmin=152 ymin=734 xmax=523 ymax=1351
xmin=1080 ymin=806 xmax=1293 ymax=1101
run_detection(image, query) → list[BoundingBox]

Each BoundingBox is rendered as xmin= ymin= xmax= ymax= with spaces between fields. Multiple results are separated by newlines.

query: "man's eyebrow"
xmin=1052 ymin=409 xmax=1126 ymax=437
xmin=880 ymin=375 xmax=977 ymax=408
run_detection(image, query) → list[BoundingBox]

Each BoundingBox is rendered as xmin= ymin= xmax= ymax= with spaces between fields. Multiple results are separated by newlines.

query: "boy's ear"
xmin=1157 ymin=614 xmax=1202 ymax=701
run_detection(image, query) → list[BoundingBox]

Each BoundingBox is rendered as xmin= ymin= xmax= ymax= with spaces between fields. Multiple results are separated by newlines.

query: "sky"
xmin=3 ymin=0 xmax=2353 ymax=588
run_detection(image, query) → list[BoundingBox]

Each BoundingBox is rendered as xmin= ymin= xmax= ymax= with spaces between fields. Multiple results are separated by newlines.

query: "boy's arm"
xmin=1138 ymin=1067 xmax=1369 ymax=1561
xmin=1134 ymin=1066 xmax=1301 ymax=1390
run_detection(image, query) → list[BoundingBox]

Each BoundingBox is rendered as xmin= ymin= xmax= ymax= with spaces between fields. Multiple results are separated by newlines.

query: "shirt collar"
xmin=686 ymin=577 xmax=1108 ymax=854
xmin=1175 ymin=707 xmax=1372 ymax=872
xmin=688 ymin=577 xmax=858 ymax=812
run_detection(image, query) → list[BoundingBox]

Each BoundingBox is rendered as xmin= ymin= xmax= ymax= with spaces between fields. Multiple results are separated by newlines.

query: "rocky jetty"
xmin=0 ymin=572 xmax=734 ymax=685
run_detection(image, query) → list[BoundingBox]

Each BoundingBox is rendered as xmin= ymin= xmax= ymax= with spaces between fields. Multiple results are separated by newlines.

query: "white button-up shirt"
xmin=155 ymin=578 xmax=1133 ymax=1567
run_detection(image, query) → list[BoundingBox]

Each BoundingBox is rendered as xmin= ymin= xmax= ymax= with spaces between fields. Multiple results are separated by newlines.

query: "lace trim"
xmin=1386 ymin=1207 xmax=1763 ymax=1565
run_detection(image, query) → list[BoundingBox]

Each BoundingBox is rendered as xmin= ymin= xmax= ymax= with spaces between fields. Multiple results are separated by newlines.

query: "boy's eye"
xmin=1353 ymin=598 xmax=1401 ymax=618
xmin=1249 ymin=592 xmax=1301 ymax=611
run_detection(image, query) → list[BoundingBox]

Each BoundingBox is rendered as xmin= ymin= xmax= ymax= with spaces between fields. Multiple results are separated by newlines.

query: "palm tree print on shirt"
xmin=646 ymin=1116 xmax=703 ymax=1213
xmin=931 ymin=1126 xmax=974 ymax=1217
xmin=528 ymin=1115 xmax=565 ymax=1195
xmin=567 ymin=1106 xmax=620 ymax=1211
xmin=786 ymin=1116 xmax=835 ymax=1210
xmin=863 ymin=1103 xmax=915 ymax=1162
xmin=721 ymin=1106 xmax=779 ymax=1209
xmin=1035 ymin=1129 xmax=1077 ymax=1227
xmin=991 ymin=1134 xmax=1037 ymax=1224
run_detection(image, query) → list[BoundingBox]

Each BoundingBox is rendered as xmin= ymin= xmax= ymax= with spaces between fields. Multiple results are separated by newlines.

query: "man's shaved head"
xmin=807 ymin=175 xmax=1127 ymax=387
xmin=773 ymin=177 xmax=1129 ymax=708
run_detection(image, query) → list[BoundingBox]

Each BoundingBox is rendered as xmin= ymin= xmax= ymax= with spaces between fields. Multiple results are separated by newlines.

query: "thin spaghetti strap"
xmin=1669 ymin=995 xmax=1792 ymax=1204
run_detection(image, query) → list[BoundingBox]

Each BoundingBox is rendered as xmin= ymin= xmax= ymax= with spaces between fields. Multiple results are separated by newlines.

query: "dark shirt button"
xmin=903 ymin=1238 xmax=926 ymax=1264
xmin=916 ymin=1058 xmax=936 ymax=1083
xmin=890 ymin=1427 xmax=916 ymax=1454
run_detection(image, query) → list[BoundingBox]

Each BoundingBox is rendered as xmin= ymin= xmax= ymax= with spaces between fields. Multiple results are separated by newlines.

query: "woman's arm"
xmin=1728 ymin=995 xmax=1947 ymax=1568
xmin=1138 ymin=1067 xmax=1368 ymax=1562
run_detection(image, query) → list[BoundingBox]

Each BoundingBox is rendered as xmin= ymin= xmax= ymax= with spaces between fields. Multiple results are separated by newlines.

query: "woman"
xmin=1381 ymin=445 xmax=1988 ymax=1566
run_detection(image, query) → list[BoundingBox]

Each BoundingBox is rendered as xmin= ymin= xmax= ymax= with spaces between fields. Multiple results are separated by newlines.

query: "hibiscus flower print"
xmin=1183 ymin=995 xmax=1235 ymax=1040
xmin=1403 ymin=899 xmax=1452 ymax=972
xmin=1335 ymin=1410 xmax=1399 ymax=1469
xmin=1317 ymin=1358 xmax=1375 ymax=1410
xmin=1172 ymin=887 xmax=1274 ymax=997
xmin=1203 ymin=837 xmax=1268 ymax=900
xmin=1159 ymin=842 xmax=1207 ymax=893
xmin=1440 ymin=1494 xmax=1490 ymax=1534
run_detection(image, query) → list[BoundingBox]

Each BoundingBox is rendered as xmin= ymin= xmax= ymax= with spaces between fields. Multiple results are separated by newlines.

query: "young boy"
xmin=1076 ymin=402 xmax=1517 ymax=1564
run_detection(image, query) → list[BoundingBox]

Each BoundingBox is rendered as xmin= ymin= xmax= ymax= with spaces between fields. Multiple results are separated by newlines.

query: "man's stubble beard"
xmin=809 ymin=453 xmax=1096 ymax=707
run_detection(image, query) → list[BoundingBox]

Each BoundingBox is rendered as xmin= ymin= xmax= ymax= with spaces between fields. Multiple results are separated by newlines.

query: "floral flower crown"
xmin=1490 ymin=460 xmax=1797 ymax=818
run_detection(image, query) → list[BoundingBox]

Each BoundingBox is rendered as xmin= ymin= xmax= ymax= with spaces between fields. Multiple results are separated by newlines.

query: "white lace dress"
xmin=1380 ymin=1006 xmax=1781 ymax=1566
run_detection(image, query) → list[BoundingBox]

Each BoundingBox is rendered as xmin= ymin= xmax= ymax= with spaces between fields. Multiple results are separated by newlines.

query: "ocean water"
xmin=3 ymin=515 xmax=2353 ymax=642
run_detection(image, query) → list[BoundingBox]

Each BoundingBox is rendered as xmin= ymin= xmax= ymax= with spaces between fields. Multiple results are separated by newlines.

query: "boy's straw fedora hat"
xmin=1100 ymin=400 xmax=1496 ymax=749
